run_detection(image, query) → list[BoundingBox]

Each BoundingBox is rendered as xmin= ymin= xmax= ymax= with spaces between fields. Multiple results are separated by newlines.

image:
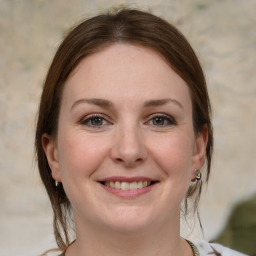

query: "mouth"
xmin=98 ymin=177 xmax=159 ymax=198
xmin=101 ymin=180 xmax=156 ymax=190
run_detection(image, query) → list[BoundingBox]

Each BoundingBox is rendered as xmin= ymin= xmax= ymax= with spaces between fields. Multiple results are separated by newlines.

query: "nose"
xmin=110 ymin=124 xmax=147 ymax=168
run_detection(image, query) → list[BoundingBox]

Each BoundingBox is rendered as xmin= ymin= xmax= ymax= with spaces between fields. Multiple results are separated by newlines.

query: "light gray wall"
xmin=0 ymin=0 xmax=255 ymax=255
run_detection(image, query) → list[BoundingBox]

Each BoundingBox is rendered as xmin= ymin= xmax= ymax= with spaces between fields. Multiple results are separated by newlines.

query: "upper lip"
xmin=98 ymin=176 xmax=158 ymax=183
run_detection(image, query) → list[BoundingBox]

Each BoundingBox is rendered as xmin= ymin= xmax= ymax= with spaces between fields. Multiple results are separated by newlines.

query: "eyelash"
xmin=80 ymin=114 xmax=110 ymax=128
xmin=146 ymin=114 xmax=177 ymax=127
xmin=80 ymin=113 xmax=176 ymax=128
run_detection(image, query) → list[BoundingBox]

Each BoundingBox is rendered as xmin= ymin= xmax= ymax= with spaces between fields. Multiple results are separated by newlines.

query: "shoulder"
xmin=195 ymin=240 xmax=248 ymax=256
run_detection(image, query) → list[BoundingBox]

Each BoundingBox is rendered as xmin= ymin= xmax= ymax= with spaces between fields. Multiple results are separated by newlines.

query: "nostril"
xmin=116 ymin=158 xmax=123 ymax=163
xmin=135 ymin=157 xmax=143 ymax=162
xmin=110 ymin=141 xmax=147 ymax=166
xmin=113 ymin=156 xmax=144 ymax=168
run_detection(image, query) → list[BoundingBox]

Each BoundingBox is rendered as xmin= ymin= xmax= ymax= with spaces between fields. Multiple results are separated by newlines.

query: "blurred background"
xmin=0 ymin=0 xmax=255 ymax=255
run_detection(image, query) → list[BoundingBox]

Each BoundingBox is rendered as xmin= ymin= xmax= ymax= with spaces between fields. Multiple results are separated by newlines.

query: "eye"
xmin=147 ymin=114 xmax=176 ymax=127
xmin=80 ymin=114 xmax=110 ymax=128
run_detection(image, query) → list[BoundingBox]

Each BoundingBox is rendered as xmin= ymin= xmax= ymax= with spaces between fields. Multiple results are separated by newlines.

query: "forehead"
xmin=63 ymin=43 xmax=191 ymax=109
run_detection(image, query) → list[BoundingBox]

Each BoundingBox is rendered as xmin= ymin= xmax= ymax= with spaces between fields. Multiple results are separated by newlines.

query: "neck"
xmin=66 ymin=213 xmax=192 ymax=256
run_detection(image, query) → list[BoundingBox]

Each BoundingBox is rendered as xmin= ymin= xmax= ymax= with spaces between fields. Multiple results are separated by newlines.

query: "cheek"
xmin=148 ymin=132 xmax=194 ymax=178
xmin=57 ymin=131 xmax=110 ymax=179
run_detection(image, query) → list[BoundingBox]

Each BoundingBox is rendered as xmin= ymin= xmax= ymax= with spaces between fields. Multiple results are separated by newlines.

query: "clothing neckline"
xmin=186 ymin=239 xmax=200 ymax=256
xmin=59 ymin=239 xmax=200 ymax=256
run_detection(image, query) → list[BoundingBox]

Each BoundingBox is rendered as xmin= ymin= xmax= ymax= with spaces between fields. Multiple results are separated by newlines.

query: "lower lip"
xmin=99 ymin=183 xmax=157 ymax=198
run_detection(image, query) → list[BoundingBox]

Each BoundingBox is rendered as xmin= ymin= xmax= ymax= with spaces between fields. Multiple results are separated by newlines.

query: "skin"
xmin=43 ymin=43 xmax=207 ymax=256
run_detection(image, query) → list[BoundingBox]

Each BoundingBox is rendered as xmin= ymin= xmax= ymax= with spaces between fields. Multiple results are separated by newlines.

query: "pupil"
xmin=154 ymin=117 xmax=164 ymax=125
xmin=92 ymin=118 xmax=102 ymax=125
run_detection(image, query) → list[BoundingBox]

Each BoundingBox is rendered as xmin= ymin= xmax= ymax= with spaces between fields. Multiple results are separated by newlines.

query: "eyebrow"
xmin=143 ymin=98 xmax=184 ymax=109
xmin=71 ymin=98 xmax=113 ymax=111
xmin=71 ymin=97 xmax=183 ymax=111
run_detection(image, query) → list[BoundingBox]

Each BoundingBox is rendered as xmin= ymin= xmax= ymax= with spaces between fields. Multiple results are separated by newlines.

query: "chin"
xmin=99 ymin=207 xmax=155 ymax=233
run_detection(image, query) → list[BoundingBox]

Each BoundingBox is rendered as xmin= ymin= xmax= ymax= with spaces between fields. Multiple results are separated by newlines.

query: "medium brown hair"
xmin=35 ymin=8 xmax=213 ymax=251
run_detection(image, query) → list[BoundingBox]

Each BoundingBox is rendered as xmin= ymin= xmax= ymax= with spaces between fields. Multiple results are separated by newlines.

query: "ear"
xmin=42 ymin=133 xmax=62 ymax=182
xmin=191 ymin=124 xmax=208 ymax=178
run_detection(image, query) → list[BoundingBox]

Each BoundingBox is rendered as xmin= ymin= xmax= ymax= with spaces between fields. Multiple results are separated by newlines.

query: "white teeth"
xmin=104 ymin=181 xmax=152 ymax=190
xmin=115 ymin=181 xmax=121 ymax=189
xmin=137 ymin=181 xmax=143 ymax=189
xmin=121 ymin=182 xmax=130 ymax=190
xmin=129 ymin=182 xmax=137 ymax=190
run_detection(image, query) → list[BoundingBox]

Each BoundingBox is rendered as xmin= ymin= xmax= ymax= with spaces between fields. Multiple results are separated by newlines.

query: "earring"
xmin=55 ymin=180 xmax=59 ymax=187
xmin=193 ymin=169 xmax=201 ymax=181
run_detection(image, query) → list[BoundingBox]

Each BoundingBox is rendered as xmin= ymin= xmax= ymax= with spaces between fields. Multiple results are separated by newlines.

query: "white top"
xmin=195 ymin=240 xmax=248 ymax=256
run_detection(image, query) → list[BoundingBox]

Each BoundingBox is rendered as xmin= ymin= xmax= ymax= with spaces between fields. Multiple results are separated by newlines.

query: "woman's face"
xmin=43 ymin=43 xmax=207 ymax=233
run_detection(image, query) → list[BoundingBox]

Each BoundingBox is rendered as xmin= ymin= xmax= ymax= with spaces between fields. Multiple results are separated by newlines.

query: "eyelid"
xmin=145 ymin=113 xmax=177 ymax=126
xmin=80 ymin=113 xmax=112 ymax=127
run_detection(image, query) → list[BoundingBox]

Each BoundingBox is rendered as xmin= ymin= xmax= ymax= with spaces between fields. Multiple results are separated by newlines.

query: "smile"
xmin=99 ymin=177 xmax=159 ymax=198
xmin=103 ymin=181 xmax=151 ymax=190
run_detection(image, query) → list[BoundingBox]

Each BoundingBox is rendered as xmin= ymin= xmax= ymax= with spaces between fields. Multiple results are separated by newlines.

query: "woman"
xmin=35 ymin=8 xmax=246 ymax=256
